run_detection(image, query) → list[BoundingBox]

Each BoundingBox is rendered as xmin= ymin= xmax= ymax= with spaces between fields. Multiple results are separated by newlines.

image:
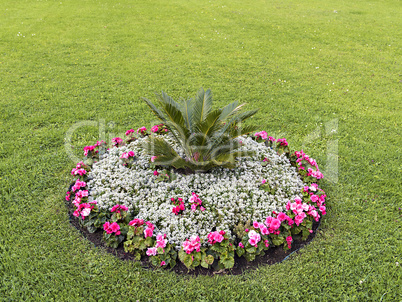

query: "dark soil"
xmin=66 ymin=199 xmax=321 ymax=276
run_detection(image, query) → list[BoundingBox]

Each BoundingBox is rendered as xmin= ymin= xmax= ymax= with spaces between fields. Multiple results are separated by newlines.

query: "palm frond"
xmin=142 ymin=137 xmax=187 ymax=169
xmin=142 ymin=97 xmax=168 ymax=123
xmin=156 ymin=91 xmax=182 ymax=113
xmin=181 ymin=97 xmax=194 ymax=131
xmin=192 ymin=88 xmax=213 ymax=125
xmin=218 ymin=101 xmax=245 ymax=122
xmin=229 ymin=124 xmax=259 ymax=139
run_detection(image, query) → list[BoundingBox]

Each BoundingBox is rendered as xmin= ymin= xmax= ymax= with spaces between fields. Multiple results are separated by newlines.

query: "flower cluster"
xmin=111 ymin=137 xmax=124 ymax=147
xmin=71 ymin=161 xmax=88 ymax=176
xmin=294 ymin=150 xmax=323 ymax=180
xmin=71 ymin=179 xmax=86 ymax=192
xmin=254 ymin=131 xmax=268 ymax=141
xmin=207 ymin=230 xmax=225 ymax=245
xmin=83 ymin=140 xmax=106 ymax=157
xmin=150 ymin=123 xmax=168 ymax=134
xmin=247 ymin=230 xmax=261 ymax=247
xmin=189 ymin=192 xmax=205 ymax=212
xmin=136 ymin=127 xmax=147 ymax=136
xmin=171 ymin=197 xmax=185 ymax=215
xmin=276 ymin=138 xmax=288 ymax=146
xmin=129 ymin=218 xmax=145 ymax=227
xmin=182 ymin=235 xmax=201 ymax=254
xmin=103 ymin=221 xmax=121 ymax=235
xmin=144 ymin=221 xmax=155 ymax=238
xmin=120 ymin=151 xmax=135 ymax=159
xmin=72 ymin=189 xmax=89 ymax=207
xmin=73 ymin=201 xmax=97 ymax=219
xmin=111 ymin=204 xmax=128 ymax=214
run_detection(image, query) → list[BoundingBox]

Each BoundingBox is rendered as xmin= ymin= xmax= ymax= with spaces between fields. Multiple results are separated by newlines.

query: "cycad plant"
xmin=142 ymin=88 xmax=259 ymax=173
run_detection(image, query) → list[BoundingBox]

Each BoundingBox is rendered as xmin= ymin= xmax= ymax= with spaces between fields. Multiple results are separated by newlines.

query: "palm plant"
xmin=142 ymin=88 xmax=259 ymax=173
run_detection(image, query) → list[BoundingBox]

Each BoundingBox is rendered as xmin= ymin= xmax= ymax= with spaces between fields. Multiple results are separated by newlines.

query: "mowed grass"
xmin=0 ymin=0 xmax=401 ymax=300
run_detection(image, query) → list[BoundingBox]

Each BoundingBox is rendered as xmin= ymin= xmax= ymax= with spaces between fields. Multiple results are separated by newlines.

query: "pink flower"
xmin=151 ymin=156 xmax=157 ymax=162
xmin=182 ymin=235 xmax=201 ymax=254
xmin=238 ymin=242 xmax=244 ymax=248
xmin=254 ymin=131 xmax=268 ymax=140
xmin=160 ymin=261 xmax=166 ymax=266
xmin=277 ymin=212 xmax=287 ymax=222
xmin=260 ymin=226 xmax=269 ymax=235
xmin=295 ymin=213 xmax=306 ymax=226
xmin=287 ymin=217 xmax=294 ymax=226
xmin=268 ymin=136 xmax=276 ymax=142
xmin=151 ymin=125 xmax=159 ymax=133
xmin=136 ymin=127 xmax=147 ymax=134
xmin=144 ymin=228 xmax=153 ymax=238
xmin=155 ymin=233 xmax=167 ymax=248
xmin=146 ymin=221 xmax=155 ymax=230
xmin=319 ymin=205 xmax=326 ymax=215
xmin=264 ymin=240 xmax=270 ymax=248
xmin=286 ymin=236 xmax=293 ymax=243
xmin=276 ymin=138 xmax=288 ymax=146
xmin=270 ymin=218 xmax=281 ymax=230
xmin=125 ymin=129 xmax=135 ymax=136
xmin=207 ymin=231 xmax=224 ymax=245
xmin=261 ymin=179 xmax=266 ymax=184
xmin=265 ymin=216 xmax=273 ymax=227
xmin=310 ymin=195 xmax=319 ymax=203
xmin=111 ymin=137 xmax=123 ymax=146
xmin=200 ymin=206 xmax=205 ymax=211
xmin=103 ymin=221 xmax=111 ymax=232
xmin=110 ymin=222 xmax=120 ymax=233
xmin=129 ymin=218 xmax=144 ymax=227
xmin=81 ymin=207 xmax=91 ymax=217
xmin=146 ymin=247 xmax=158 ymax=256
xmin=248 ymin=230 xmax=261 ymax=246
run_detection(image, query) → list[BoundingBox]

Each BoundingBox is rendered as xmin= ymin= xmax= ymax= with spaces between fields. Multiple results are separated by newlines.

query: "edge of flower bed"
xmin=66 ymin=193 xmax=322 ymax=276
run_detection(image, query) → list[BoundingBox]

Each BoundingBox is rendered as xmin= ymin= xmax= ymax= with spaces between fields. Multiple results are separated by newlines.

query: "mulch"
xmin=66 ymin=199 xmax=321 ymax=276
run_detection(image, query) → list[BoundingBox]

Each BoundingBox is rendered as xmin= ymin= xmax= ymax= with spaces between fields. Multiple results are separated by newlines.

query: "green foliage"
xmin=124 ymin=225 xmax=155 ymax=259
xmin=148 ymin=244 xmax=177 ymax=269
xmin=143 ymin=88 xmax=258 ymax=172
xmin=79 ymin=206 xmax=111 ymax=233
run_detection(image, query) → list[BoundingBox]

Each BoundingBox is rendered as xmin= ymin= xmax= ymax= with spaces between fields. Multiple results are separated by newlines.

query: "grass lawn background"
xmin=0 ymin=0 xmax=401 ymax=300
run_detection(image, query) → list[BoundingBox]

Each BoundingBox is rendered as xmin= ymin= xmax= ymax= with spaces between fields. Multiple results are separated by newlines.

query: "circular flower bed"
xmin=67 ymin=127 xmax=327 ymax=271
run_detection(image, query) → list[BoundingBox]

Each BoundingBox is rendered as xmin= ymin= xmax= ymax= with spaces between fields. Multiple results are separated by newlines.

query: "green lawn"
xmin=0 ymin=0 xmax=401 ymax=300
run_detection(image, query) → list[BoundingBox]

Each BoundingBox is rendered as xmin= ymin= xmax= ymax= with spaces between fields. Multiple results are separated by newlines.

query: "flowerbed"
xmin=67 ymin=127 xmax=327 ymax=271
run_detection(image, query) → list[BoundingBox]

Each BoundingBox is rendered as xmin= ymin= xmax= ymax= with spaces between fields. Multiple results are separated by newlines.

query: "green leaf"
xmin=193 ymin=87 xmax=213 ymax=125
xmin=271 ymin=236 xmax=284 ymax=246
xmin=220 ymin=256 xmax=235 ymax=269
xmin=236 ymin=247 xmax=245 ymax=257
xmin=245 ymin=246 xmax=256 ymax=254
xmin=182 ymin=254 xmax=193 ymax=269
xmin=205 ymin=254 xmax=215 ymax=265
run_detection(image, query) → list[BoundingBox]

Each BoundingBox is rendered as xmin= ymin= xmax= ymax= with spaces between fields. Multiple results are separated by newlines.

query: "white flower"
xmin=87 ymin=135 xmax=306 ymax=248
